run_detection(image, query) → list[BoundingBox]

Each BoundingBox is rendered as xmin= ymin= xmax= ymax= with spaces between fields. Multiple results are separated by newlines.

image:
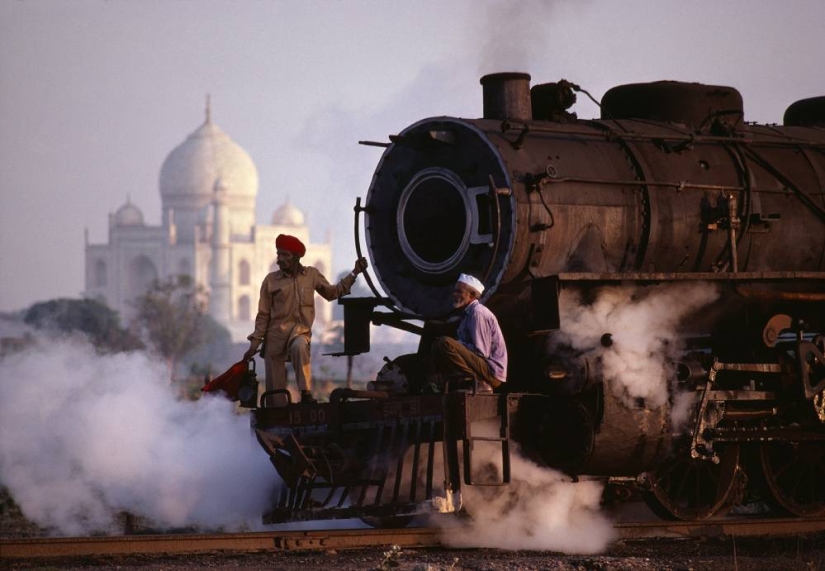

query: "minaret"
xmin=210 ymin=177 xmax=231 ymax=323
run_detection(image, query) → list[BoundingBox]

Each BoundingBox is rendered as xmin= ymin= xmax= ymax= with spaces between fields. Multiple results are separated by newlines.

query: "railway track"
xmin=3 ymin=517 xmax=825 ymax=559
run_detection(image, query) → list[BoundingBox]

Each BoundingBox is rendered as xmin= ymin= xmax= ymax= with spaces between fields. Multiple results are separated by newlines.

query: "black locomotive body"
xmin=253 ymin=73 xmax=825 ymax=523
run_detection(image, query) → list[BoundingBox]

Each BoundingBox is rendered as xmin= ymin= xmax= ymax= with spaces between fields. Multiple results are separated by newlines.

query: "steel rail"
xmin=0 ymin=527 xmax=438 ymax=559
xmin=3 ymin=517 xmax=825 ymax=559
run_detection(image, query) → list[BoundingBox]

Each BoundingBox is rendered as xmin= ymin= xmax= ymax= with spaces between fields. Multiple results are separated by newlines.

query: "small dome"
xmin=159 ymin=113 xmax=258 ymax=200
xmin=114 ymin=200 xmax=144 ymax=226
xmin=272 ymin=201 xmax=305 ymax=227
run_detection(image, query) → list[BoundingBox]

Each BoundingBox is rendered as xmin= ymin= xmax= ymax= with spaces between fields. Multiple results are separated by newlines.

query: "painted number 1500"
xmin=289 ymin=408 xmax=326 ymax=425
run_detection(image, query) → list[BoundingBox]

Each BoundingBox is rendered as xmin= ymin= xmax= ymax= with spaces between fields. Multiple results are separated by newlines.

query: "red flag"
xmin=202 ymin=360 xmax=249 ymax=400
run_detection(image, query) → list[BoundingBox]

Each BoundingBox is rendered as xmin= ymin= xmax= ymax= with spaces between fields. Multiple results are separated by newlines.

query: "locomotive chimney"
xmin=480 ymin=72 xmax=532 ymax=121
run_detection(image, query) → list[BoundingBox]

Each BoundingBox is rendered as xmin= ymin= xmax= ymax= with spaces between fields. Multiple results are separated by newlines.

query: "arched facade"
xmin=83 ymin=105 xmax=334 ymax=342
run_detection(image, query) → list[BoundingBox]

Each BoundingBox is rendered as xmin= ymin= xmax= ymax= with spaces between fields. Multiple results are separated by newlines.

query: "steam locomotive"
xmin=252 ymin=73 xmax=825 ymax=524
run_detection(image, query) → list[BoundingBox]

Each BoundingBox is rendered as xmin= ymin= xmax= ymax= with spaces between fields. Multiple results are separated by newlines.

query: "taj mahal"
xmin=83 ymin=103 xmax=333 ymax=343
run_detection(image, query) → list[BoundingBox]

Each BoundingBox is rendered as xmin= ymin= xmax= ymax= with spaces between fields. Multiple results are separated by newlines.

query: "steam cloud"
xmin=554 ymin=283 xmax=719 ymax=408
xmin=440 ymin=438 xmax=615 ymax=554
xmin=0 ymin=335 xmax=277 ymax=535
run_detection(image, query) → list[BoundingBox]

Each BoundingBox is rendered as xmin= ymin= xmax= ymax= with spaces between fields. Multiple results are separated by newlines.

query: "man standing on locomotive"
xmin=244 ymin=234 xmax=368 ymax=404
xmin=432 ymin=273 xmax=508 ymax=393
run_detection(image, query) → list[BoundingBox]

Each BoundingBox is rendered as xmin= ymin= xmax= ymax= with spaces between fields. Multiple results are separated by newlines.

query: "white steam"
xmin=554 ymin=283 xmax=719 ymax=408
xmin=440 ymin=438 xmax=614 ymax=554
xmin=477 ymin=0 xmax=563 ymax=75
xmin=0 ymin=336 xmax=277 ymax=535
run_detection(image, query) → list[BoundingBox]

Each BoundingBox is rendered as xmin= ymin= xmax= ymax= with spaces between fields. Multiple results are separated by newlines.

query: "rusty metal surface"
xmin=556 ymin=271 xmax=825 ymax=281
xmin=5 ymin=519 xmax=825 ymax=559
xmin=578 ymin=390 xmax=671 ymax=476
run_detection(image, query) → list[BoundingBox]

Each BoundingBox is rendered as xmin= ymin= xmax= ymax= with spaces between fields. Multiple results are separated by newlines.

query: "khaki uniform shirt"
xmin=247 ymin=265 xmax=355 ymax=360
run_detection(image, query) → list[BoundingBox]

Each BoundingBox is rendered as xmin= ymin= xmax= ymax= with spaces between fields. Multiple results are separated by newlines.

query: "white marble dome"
xmin=272 ymin=201 xmax=305 ymax=226
xmin=159 ymin=115 xmax=258 ymax=199
xmin=114 ymin=200 xmax=144 ymax=226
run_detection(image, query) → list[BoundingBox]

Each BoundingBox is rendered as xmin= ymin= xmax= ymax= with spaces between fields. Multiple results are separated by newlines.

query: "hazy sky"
xmin=1 ymin=0 xmax=823 ymax=313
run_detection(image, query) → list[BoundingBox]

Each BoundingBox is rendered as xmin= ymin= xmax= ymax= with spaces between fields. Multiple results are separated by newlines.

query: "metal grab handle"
xmin=330 ymin=387 xmax=390 ymax=403
xmin=353 ymin=197 xmax=382 ymax=299
xmin=482 ymin=175 xmax=507 ymax=285
xmin=260 ymin=389 xmax=292 ymax=408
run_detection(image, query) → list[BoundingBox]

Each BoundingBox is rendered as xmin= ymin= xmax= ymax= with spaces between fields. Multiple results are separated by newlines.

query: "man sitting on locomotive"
xmin=244 ymin=234 xmax=368 ymax=404
xmin=432 ymin=273 xmax=508 ymax=393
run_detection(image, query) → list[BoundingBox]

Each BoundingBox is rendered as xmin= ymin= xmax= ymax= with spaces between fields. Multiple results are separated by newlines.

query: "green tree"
xmin=180 ymin=312 xmax=235 ymax=388
xmin=174 ymin=312 xmax=237 ymax=401
xmin=130 ymin=275 xmax=211 ymax=380
xmin=24 ymin=298 xmax=143 ymax=353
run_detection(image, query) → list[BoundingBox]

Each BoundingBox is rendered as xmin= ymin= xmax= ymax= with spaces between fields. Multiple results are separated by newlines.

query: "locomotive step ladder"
xmin=461 ymin=392 xmax=512 ymax=486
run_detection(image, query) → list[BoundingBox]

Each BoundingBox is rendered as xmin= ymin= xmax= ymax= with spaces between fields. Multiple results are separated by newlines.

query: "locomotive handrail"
xmin=541 ymin=174 xmax=822 ymax=196
xmin=329 ymin=387 xmax=390 ymax=403
xmin=260 ymin=389 xmax=292 ymax=408
xmin=482 ymin=174 xmax=506 ymax=285
xmin=556 ymin=271 xmax=825 ymax=281
xmin=735 ymin=287 xmax=825 ymax=302
xmin=353 ymin=197 xmax=384 ymax=300
xmin=498 ymin=121 xmax=825 ymax=148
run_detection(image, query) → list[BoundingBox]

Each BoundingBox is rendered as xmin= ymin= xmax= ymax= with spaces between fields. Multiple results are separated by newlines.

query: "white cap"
xmin=457 ymin=273 xmax=484 ymax=294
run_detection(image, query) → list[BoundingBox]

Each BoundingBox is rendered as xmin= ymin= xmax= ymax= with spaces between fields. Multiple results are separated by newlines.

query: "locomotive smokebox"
xmin=480 ymin=72 xmax=532 ymax=120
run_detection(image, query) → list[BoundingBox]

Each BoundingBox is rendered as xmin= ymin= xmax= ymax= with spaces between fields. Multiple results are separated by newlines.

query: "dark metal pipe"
xmin=735 ymin=287 xmax=825 ymax=302
xmin=722 ymin=408 xmax=778 ymax=421
xmin=675 ymin=360 xmax=708 ymax=384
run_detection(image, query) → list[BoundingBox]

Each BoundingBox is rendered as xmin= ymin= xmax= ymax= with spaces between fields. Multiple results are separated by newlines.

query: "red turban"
xmin=275 ymin=234 xmax=306 ymax=257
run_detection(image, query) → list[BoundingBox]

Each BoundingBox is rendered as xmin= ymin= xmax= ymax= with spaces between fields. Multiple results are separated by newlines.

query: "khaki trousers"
xmin=264 ymin=336 xmax=312 ymax=395
xmin=432 ymin=336 xmax=502 ymax=390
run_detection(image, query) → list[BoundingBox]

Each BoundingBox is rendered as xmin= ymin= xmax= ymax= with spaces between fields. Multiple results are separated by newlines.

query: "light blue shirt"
xmin=456 ymin=300 xmax=508 ymax=382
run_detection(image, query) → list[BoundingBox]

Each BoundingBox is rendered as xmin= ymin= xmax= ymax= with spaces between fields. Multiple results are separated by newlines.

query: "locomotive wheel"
xmin=758 ymin=441 xmax=825 ymax=517
xmin=644 ymin=445 xmax=741 ymax=520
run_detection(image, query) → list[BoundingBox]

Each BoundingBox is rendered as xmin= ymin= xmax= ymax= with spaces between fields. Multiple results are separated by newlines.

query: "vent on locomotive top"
xmin=784 ymin=95 xmax=825 ymax=127
xmin=601 ymin=81 xmax=744 ymax=131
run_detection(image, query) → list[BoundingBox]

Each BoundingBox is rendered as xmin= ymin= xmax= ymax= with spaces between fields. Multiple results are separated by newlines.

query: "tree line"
xmin=21 ymin=275 xmax=233 ymax=384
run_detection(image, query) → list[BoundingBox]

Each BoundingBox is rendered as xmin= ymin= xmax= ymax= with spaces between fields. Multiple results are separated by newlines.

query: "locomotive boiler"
xmin=252 ymin=73 xmax=825 ymax=524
